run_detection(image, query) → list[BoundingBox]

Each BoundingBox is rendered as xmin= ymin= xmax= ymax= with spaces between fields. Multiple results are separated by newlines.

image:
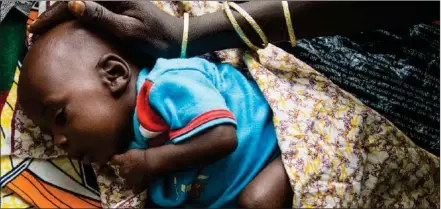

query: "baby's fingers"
xmin=132 ymin=184 xmax=148 ymax=195
xmin=124 ymin=176 xmax=148 ymax=194
xmin=123 ymin=175 xmax=139 ymax=189
xmin=110 ymin=154 xmax=124 ymax=165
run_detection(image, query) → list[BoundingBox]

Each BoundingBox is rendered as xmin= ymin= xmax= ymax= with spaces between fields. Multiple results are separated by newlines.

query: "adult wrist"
xmin=163 ymin=15 xmax=184 ymax=58
xmin=185 ymin=9 xmax=262 ymax=56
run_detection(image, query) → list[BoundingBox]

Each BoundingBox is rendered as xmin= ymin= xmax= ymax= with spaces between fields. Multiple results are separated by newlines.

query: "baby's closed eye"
xmin=54 ymin=108 xmax=67 ymax=127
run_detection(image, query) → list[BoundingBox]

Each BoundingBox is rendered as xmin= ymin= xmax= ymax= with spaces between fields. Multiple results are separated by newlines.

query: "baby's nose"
xmin=53 ymin=132 xmax=68 ymax=148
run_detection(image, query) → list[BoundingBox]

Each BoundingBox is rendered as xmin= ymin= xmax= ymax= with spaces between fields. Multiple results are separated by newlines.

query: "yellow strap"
xmin=227 ymin=2 xmax=268 ymax=48
xmin=282 ymin=1 xmax=296 ymax=47
xmin=181 ymin=12 xmax=189 ymax=58
xmin=223 ymin=2 xmax=265 ymax=51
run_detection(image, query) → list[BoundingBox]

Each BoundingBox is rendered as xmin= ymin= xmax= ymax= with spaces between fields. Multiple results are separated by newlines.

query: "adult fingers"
xmin=68 ymin=1 xmax=143 ymax=40
xmin=29 ymin=2 xmax=75 ymax=34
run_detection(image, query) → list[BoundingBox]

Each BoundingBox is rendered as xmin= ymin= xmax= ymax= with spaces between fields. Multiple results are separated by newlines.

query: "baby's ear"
xmin=96 ymin=53 xmax=131 ymax=96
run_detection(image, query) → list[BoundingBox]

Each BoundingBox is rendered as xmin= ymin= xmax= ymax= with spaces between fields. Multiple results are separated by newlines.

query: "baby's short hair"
xmin=29 ymin=20 xmax=152 ymax=70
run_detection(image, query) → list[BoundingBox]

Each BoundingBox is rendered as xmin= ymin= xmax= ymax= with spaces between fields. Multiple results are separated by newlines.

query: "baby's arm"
xmin=112 ymin=124 xmax=236 ymax=193
xmin=145 ymin=67 xmax=239 ymax=174
xmin=112 ymin=125 xmax=236 ymax=193
xmin=113 ymin=60 xmax=239 ymax=193
xmin=147 ymin=124 xmax=237 ymax=176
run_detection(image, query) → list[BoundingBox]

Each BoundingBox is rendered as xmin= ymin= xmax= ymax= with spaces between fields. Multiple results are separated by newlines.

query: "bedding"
xmin=285 ymin=22 xmax=440 ymax=155
xmin=1 ymin=1 xmax=439 ymax=208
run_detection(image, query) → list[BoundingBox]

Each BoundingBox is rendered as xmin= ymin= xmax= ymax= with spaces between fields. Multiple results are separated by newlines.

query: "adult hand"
xmin=29 ymin=1 xmax=182 ymax=58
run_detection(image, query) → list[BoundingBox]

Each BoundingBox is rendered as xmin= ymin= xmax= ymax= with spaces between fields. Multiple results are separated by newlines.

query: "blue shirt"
xmin=131 ymin=58 xmax=279 ymax=208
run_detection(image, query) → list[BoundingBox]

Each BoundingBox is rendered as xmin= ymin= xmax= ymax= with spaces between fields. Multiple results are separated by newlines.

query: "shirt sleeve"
xmin=137 ymin=68 xmax=237 ymax=144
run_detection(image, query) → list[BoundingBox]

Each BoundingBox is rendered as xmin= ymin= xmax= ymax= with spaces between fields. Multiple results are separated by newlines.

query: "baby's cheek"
xmin=74 ymin=106 xmax=112 ymax=136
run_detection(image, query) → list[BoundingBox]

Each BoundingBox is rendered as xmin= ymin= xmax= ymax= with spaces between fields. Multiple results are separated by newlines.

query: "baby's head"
xmin=18 ymin=21 xmax=139 ymax=164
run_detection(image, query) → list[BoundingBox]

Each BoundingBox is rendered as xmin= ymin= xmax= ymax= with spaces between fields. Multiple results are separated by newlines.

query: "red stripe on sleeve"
xmin=136 ymin=81 xmax=169 ymax=132
xmin=169 ymin=109 xmax=235 ymax=140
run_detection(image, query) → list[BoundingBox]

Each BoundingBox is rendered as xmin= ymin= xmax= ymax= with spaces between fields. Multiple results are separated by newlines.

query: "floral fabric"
xmin=247 ymin=45 xmax=439 ymax=208
xmin=1 ymin=1 xmax=439 ymax=208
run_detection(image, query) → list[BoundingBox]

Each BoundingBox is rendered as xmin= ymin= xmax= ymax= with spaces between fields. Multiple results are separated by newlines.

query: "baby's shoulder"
xmin=147 ymin=57 xmax=218 ymax=81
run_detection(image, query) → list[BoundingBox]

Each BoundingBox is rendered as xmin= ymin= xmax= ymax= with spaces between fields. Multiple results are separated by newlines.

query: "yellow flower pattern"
xmin=1 ymin=1 xmax=439 ymax=208
xmin=1 ymin=187 xmax=31 ymax=208
xmin=243 ymin=44 xmax=439 ymax=208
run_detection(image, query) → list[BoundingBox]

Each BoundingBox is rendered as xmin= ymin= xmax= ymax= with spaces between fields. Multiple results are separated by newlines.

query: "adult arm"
xmin=30 ymin=1 xmax=439 ymax=58
xmin=187 ymin=1 xmax=439 ymax=56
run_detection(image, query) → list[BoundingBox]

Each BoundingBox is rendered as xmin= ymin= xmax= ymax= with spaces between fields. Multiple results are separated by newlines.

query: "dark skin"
xmin=26 ymin=1 xmax=438 ymax=207
xmin=18 ymin=21 xmax=292 ymax=208
xmin=29 ymin=1 xmax=439 ymax=58
xmin=18 ymin=21 xmax=139 ymax=164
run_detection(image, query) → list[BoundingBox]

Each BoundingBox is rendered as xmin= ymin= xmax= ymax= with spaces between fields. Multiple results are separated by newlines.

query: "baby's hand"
xmin=110 ymin=149 xmax=157 ymax=194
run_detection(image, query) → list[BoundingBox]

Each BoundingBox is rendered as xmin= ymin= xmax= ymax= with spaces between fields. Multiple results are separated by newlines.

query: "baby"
xmin=18 ymin=21 xmax=292 ymax=208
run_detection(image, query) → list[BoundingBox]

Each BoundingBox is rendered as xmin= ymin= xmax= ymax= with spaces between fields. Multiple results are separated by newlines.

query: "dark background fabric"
xmin=0 ymin=9 xmax=26 ymax=112
xmin=0 ymin=9 xmax=26 ymax=91
xmin=283 ymin=22 xmax=440 ymax=155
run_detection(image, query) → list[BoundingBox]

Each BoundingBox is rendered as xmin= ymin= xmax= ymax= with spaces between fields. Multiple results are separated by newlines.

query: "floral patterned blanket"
xmin=1 ymin=1 xmax=439 ymax=208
